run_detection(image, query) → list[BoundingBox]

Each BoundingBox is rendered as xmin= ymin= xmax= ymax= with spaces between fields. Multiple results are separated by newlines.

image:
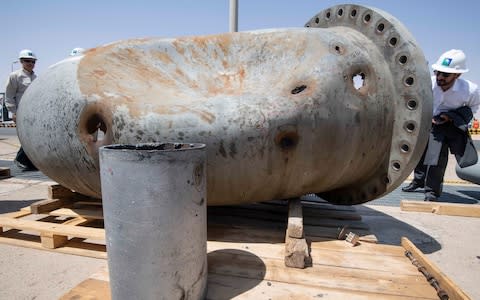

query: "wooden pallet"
xmin=0 ymin=187 xmax=470 ymax=299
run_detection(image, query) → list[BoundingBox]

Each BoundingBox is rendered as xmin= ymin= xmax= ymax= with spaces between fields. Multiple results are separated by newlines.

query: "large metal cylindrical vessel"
xmin=17 ymin=4 xmax=432 ymax=205
xmin=99 ymin=142 xmax=207 ymax=300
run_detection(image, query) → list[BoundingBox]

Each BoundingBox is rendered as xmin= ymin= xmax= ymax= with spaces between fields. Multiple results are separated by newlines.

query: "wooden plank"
xmin=207 ymin=241 xmax=422 ymax=276
xmin=30 ymin=198 xmax=74 ymax=214
xmin=49 ymin=208 xmax=104 ymax=220
xmin=0 ymin=167 xmax=11 ymax=179
xmin=48 ymin=184 xmax=76 ymax=199
xmin=401 ymin=200 xmax=480 ymax=217
xmin=60 ymin=272 xmax=433 ymax=300
xmin=284 ymin=235 xmax=310 ymax=268
xmin=207 ymin=249 xmax=437 ymax=298
xmin=0 ymin=233 xmax=106 ymax=259
xmin=401 ymin=237 xmax=472 ymax=300
xmin=0 ymin=216 xmax=105 ymax=240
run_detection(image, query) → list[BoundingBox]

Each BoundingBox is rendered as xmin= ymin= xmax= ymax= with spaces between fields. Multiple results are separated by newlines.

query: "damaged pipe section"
xmin=17 ymin=4 xmax=432 ymax=205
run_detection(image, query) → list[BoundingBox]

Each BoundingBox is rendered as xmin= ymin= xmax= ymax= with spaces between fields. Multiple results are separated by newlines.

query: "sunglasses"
xmin=435 ymin=71 xmax=453 ymax=78
xmin=22 ymin=59 xmax=36 ymax=64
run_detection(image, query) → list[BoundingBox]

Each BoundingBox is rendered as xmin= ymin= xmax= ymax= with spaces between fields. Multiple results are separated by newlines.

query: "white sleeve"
xmin=4 ymin=74 xmax=18 ymax=114
xmin=468 ymin=84 xmax=480 ymax=116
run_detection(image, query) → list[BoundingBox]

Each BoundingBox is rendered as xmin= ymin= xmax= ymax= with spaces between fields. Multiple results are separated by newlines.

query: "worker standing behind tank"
xmin=402 ymin=49 xmax=480 ymax=201
xmin=4 ymin=49 xmax=38 ymax=171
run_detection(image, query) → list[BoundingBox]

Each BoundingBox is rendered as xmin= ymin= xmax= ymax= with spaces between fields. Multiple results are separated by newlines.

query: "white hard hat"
xmin=432 ymin=49 xmax=468 ymax=73
xmin=18 ymin=49 xmax=37 ymax=60
xmin=70 ymin=47 xmax=85 ymax=56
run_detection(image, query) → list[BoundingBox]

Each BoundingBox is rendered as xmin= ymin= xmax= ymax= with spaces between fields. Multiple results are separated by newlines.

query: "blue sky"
xmin=2 ymin=0 xmax=479 ymax=89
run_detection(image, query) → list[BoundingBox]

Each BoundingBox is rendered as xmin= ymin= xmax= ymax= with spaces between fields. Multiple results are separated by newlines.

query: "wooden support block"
xmin=41 ymin=232 xmax=68 ymax=249
xmin=401 ymin=200 xmax=480 ymax=218
xmin=0 ymin=167 xmax=11 ymax=179
xmin=30 ymin=198 xmax=73 ymax=214
xmin=287 ymin=198 xmax=303 ymax=238
xmin=284 ymin=235 xmax=310 ymax=269
xmin=48 ymin=184 xmax=76 ymax=200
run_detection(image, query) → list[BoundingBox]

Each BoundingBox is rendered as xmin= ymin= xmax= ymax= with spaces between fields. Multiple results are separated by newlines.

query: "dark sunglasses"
xmin=435 ymin=71 xmax=453 ymax=78
xmin=22 ymin=59 xmax=36 ymax=64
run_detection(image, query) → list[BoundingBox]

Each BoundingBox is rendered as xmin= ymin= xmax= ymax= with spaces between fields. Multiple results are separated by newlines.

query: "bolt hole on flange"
xmin=392 ymin=161 xmax=401 ymax=171
xmin=376 ymin=23 xmax=385 ymax=33
xmin=401 ymin=144 xmax=410 ymax=153
xmin=350 ymin=9 xmax=357 ymax=18
xmin=337 ymin=8 xmax=344 ymax=16
xmin=363 ymin=13 xmax=371 ymax=23
xmin=404 ymin=76 xmax=415 ymax=86
xmin=389 ymin=37 xmax=398 ymax=47
xmin=398 ymin=55 xmax=408 ymax=65
xmin=325 ymin=11 xmax=331 ymax=20
xmin=405 ymin=122 xmax=416 ymax=133
xmin=406 ymin=99 xmax=417 ymax=110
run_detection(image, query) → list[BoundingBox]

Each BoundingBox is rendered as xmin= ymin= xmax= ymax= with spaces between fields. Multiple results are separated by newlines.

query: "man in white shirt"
xmin=402 ymin=49 xmax=480 ymax=201
xmin=5 ymin=49 xmax=38 ymax=171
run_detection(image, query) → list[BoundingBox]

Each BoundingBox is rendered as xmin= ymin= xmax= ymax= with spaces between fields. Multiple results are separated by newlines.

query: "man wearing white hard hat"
xmin=402 ymin=49 xmax=480 ymax=201
xmin=4 ymin=49 xmax=38 ymax=171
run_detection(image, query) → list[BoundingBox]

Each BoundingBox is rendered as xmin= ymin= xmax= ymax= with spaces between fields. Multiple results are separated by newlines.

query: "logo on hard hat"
xmin=441 ymin=58 xmax=452 ymax=66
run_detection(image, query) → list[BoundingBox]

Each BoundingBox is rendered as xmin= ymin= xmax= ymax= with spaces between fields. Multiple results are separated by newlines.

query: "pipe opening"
xmin=291 ymin=85 xmax=307 ymax=94
xmin=86 ymin=114 xmax=107 ymax=142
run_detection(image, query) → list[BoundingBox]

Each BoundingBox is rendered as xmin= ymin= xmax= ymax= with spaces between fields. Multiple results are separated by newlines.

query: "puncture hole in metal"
xmin=275 ymin=131 xmax=299 ymax=151
xmin=352 ymin=72 xmax=365 ymax=90
xmin=291 ymin=85 xmax=307 ymax=94
xmin=86 ymin=114 xmax=107 ymax=142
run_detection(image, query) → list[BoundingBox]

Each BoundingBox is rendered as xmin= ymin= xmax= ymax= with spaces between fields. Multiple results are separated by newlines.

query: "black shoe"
xmin=401 ymin=182 xmax=423 ymax=192
xmin=424 ymin=194 xmax=437 ymax=202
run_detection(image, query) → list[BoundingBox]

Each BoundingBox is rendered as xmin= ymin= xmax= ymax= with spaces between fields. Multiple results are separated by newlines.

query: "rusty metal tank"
xmin=17 ymin=4 xmax=432 ymax=205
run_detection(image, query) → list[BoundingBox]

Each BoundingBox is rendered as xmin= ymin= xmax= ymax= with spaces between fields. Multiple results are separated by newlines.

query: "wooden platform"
xmin=0 ymin=187 xmax=470 ymax=299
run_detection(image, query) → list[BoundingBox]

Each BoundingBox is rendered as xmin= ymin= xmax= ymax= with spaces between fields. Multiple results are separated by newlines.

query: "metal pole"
xmin=100 ymin=142 xmax=208 ymax=300
xmin=11 ymin=60 xmax=18 ymax=72
xmin=229 ymin=0 xmax=238 ymax=32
